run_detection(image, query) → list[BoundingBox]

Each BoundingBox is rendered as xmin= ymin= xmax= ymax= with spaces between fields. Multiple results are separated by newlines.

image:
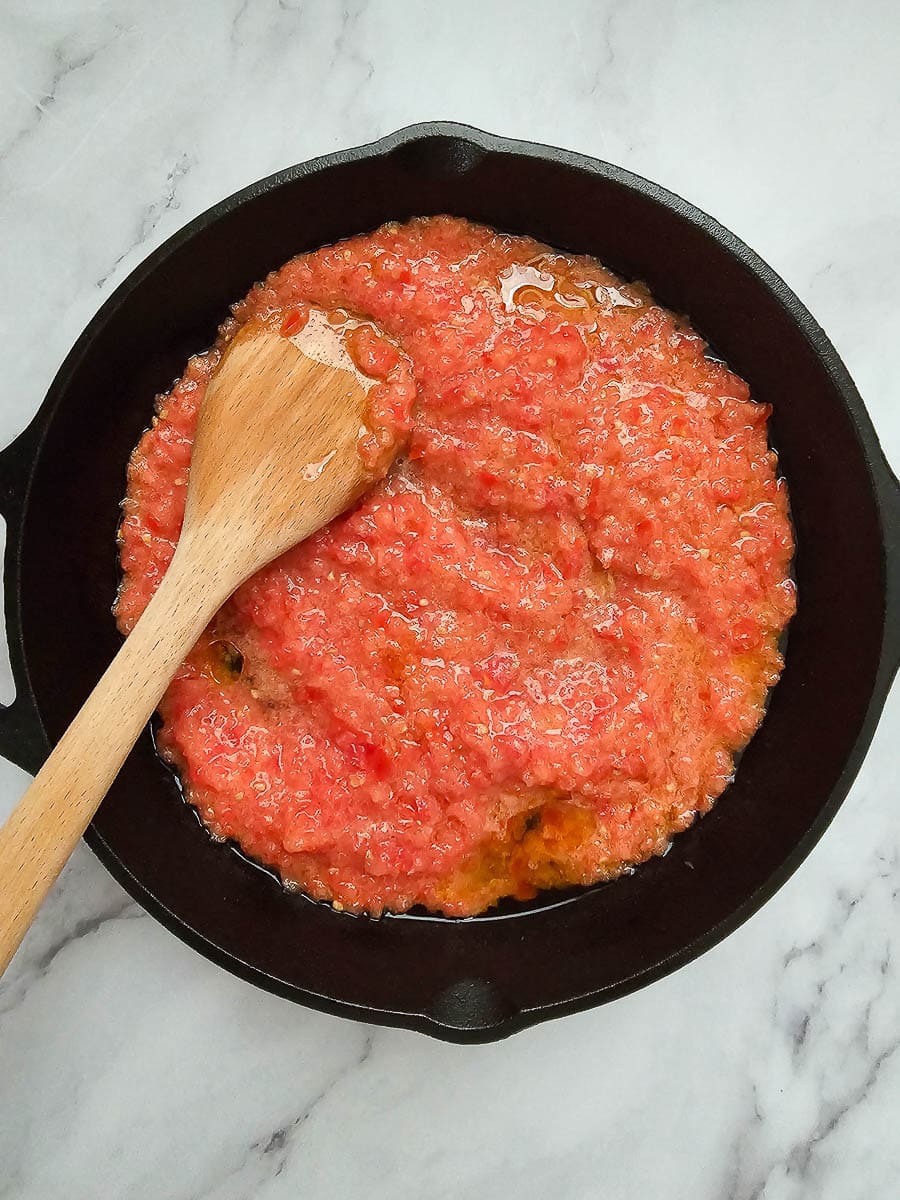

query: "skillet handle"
xmin=0 ymin=421 xmax=48 ymax=776
xmin=882 ymin=458 xmax=900 ymax=677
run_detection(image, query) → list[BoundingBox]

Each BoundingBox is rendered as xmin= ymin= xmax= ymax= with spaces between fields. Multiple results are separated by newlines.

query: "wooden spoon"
xmin=0 ymin=314 xmax=385 ymax=974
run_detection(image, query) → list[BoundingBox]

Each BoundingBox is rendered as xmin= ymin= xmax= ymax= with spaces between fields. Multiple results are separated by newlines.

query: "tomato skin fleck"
xmin=279 ymin=305 xmax=309 ymax=337
xmin=117 ymin=216 xmax=794 ymax=917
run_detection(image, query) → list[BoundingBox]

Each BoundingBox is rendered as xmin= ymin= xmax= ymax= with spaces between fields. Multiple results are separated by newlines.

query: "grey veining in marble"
xmin=1 ymin=1 xmax=898 ymax=1197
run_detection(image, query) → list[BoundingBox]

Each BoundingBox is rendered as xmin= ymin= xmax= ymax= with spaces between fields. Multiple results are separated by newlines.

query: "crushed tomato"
xmin=117 ymin=217 xmax=795 ymax=916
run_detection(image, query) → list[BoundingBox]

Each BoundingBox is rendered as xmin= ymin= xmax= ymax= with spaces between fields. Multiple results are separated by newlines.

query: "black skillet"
xmin=1 ymin=123 xmax=898 ymax=1042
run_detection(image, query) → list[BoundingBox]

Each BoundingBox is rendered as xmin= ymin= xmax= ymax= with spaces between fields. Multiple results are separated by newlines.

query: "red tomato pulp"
xmin=118 ymin=217 xmax=795 ymax=916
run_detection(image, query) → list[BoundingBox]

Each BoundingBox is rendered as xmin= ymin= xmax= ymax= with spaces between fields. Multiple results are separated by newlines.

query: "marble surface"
xmin=1 ymin=1 xmax=899 ymax=1196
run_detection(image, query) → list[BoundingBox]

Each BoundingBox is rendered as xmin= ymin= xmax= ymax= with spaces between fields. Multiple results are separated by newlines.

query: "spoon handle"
xmin=0 ymin=550 xmax=219 ymax=975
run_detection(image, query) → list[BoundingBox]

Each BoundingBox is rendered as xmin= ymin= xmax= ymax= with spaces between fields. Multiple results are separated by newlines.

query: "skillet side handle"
xmin=0 ymin=422 xmax=48 ymax=777
xmin=882 ymin=459 xmax=900 ymax=677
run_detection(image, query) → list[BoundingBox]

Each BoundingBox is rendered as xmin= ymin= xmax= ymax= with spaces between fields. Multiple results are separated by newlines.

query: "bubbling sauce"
xmin=117 ymin=217 xmax=795 ymax=916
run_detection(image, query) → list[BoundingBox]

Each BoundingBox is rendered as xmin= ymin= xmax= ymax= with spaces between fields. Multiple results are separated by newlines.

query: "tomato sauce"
xmin=117 ymin=217 xmax=795 ymax=916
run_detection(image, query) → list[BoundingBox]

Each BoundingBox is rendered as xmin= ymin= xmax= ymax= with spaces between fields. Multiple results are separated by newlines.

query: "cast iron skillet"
xmin=1 ymin=123 xmax=898 ymax=1042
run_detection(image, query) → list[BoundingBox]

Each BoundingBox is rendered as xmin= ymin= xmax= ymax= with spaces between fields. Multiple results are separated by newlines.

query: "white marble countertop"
xmin=1 ymin=2 xmax=899 ymax=1197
